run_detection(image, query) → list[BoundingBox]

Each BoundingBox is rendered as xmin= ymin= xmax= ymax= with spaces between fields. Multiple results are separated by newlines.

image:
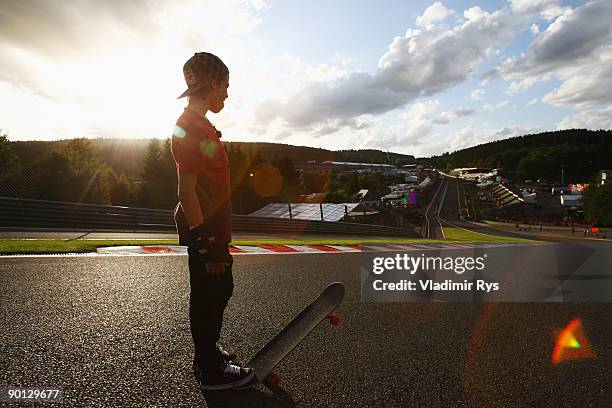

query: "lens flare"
xmin=551 ymin=317 xmax=594 ymax=364
xmin=199 ymin=139 xmax=218 ymax=158
xmin=172 ymin=125 xmax=186 ymax=138
xmin=252 ymin=164 xmax=283 ymax=197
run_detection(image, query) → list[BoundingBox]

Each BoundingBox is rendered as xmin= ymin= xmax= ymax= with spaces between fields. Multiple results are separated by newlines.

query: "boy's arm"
xmin=177 ymin=172 xmax=203 ymax=228
xmin=178 ymin=172 xmax=227 ymax=275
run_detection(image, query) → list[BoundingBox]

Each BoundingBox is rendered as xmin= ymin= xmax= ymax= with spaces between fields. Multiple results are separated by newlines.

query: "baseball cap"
xmin=177 ymin=52 xmax=229 ymax=99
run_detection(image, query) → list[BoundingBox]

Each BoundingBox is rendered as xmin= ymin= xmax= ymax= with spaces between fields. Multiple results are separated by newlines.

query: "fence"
xmin=0 ymin=197 xmax=419 ymax=237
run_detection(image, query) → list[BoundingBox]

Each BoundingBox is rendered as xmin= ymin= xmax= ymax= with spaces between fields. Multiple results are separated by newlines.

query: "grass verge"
xmin=1 ymin=233 xmax=534 ymax=255
xmin=442 ymin=227 xmax=533 ymax=243
xmin=0 ymin=240 xmax=179 ymax=255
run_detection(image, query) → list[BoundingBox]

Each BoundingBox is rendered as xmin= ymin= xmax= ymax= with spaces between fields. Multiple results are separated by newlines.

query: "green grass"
xmin=442 ymin=227 xmax=534 ymax=243
xmin=0 ymin=239 xmax=179 ymax=255
xmin=0 ymin=232 xmax=535 ymax=255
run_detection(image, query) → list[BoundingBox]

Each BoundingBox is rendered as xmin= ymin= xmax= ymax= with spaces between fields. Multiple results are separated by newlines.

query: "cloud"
xmin=0 ymin=0 xmax=271 ymax=139
xmin=433 ymin=107 xmax=475 ymax=124
xmin=483 ymin=100 xmax=510 ymax=112
xmin=496 ymin=1 xmax=612 ymax=109
xmin=401 ymin=100 xmax=440 ymax=140
xmin=256 ymin=4 xmax=524 ymax=136
xmin=358 ymin=118 xmax=544 ymax=157
xmin=470 ymin=89 xmax=485 ymax=100
xmin=358 ymin=101 xmax=480 ymax=154
xmin=416 ymin=2 xmax=454 ymax=30
xmin=558 ymin=105 xmax=612 ymax=130
xmin=354 ymin=101 xmax=439 ymax=154
xmin=4 ymin=0 xmax=609 ymax=150
xmin=527 ymin=98 xmax=539 ymax=106
xmin=0 ymin=0 xmax=267 ymax=91
xmin=433 ymin=124 xmax=542 ymax=154
xmin=0 ymin=0 xmax=266 ymax=61
xmin=500 ymin=0 xmax=612 ymax=79
xmin=417 ymin=126 xmax=489 ymax=156
xmin=510 ymin=0 xmax=566 ymax=19
xmin=376 ymin=7 xmax=519 ymax=94
xmin=0 ymin=0 xmax=160 ymax=60
xmin=506 ymin=74 xmax=551 ymax=95
xmin=506 ymin=77 xmax=538 ymax=95
xmin=445 ymin=125 xmax=487 ymax=152
xmin=542 ymin=51 xmax=612 ymax=108
xmin=254 ymin=72 xmax=407 ymax=136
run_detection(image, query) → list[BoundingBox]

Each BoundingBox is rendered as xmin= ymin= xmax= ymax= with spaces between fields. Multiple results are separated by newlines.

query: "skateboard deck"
xmin=241 ymin=281 xmax=345 ymax=388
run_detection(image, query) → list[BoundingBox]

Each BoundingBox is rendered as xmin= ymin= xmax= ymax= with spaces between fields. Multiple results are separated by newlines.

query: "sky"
xmin=1 ymin=0 xmax=611 ymax=157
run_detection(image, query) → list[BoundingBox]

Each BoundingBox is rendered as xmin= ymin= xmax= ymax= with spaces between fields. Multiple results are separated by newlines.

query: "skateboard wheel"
xmin=265 ymin=372 xmax=282 ymax=387
xmin=328 ymin=313 xmax=341 ymax=326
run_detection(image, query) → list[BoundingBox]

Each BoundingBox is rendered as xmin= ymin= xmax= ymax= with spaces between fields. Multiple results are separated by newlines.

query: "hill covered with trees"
xmin=9 ymin=139 xmax=415 ymax=180
xmin=3 ymin=129 xmax=610 ymax=223
xmin=3 ymin=136 xmax=414 ymax=213
xmin=425 ymin=129 xmax=611 ymax=184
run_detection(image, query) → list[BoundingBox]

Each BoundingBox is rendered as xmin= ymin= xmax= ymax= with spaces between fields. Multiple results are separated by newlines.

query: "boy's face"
xmin=208 ymin=75 xmax=229 ymax=113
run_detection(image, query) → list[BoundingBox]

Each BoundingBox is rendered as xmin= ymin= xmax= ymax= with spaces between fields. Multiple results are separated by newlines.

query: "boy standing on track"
xmin=171 ymin=52 xmax=254 ymax=390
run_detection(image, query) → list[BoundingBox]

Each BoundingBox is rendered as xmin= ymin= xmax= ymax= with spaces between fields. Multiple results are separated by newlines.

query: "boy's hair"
xmin=177 ymin=52 xmax=229 ymax=99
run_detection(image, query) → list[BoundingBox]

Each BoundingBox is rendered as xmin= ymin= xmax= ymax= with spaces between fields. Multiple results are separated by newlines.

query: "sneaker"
xmin=199 ymin=362 xmax=255 ymax=391
xmin=217 ymin=344 xmax=238 ymax=363
xmin=193 ymin=345 xmax=239 ymax=381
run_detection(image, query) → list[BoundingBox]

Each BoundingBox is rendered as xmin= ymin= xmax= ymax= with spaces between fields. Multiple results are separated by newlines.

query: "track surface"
xmin=2 ymin=251 xmax=611 ymax=407
xmin=2 ymin=176 xmax=611 ymax=406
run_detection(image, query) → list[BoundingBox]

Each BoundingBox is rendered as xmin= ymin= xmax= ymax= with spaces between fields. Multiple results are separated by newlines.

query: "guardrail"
xmin=0 ymin=197 xmax=419 ymax=237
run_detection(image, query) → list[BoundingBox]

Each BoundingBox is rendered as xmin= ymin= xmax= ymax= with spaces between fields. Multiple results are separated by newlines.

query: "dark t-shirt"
xmin=171 ymin=108 xmax=232 ymax=245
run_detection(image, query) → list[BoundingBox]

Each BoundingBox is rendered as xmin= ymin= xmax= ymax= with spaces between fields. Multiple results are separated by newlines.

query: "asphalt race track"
xmin=2 ymin=176 xmax=610 ymax=407
xmin=2 ymin=249 xmax=611 ymax=407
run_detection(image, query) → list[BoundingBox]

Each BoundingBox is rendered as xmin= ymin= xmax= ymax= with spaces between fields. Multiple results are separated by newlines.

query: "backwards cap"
xmin=177 ymin=52 xmax=228 ymax=99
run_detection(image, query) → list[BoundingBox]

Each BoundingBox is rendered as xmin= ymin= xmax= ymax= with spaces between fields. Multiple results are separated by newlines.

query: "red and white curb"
xmin=93 ymin=242 xmax=537 ymax=256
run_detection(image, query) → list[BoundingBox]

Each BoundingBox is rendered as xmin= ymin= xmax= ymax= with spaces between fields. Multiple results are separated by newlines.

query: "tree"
xmin=142 ymin=139 xmax=175 ymax=184
xmin=140 ymin=138 xmax=177 ymax=209
xmin=583 ymin=182 xmax=612 ymax=227
xmin=325 ymin=189 xmax=350 ymax=203
xmin=273 ymin=156 xmax=303 ymax=199
xmin=517 ymin=155 xmax=541 ymax=179
xmin=0 ymin=132 xmax=24 ymax=197
xmin=228 ymin=143 xmax=250 ymax=188
xmin=109 ymin=171 xmax=140 ymax=206
xmin=302 ymin=172 xmax=329 ymax=193
xmin=30 ymin=138 xmax=113 ymax=204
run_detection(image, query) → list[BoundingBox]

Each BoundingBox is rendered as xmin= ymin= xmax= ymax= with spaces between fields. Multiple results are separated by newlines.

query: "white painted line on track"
xmin=231 ymin=245 xmax=276 ymax=254
xmin=283 ymin=245 xmax=329 ymax=253
xmin=0 ymin=241 xmax=552 ymax=259
xmin=325 ymin=245 xmax=361 ymax=252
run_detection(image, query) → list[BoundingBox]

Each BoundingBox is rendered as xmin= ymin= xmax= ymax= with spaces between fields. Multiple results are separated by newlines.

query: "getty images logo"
xmin=371 ymin=253 xmax=488 ymax=275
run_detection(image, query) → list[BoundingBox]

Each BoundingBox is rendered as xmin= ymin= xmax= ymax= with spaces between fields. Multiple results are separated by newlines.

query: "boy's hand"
xmin=189 ymin=224 xmax=233 ymax=271
xmin=205 ymin=262 xmax=229 ymax=275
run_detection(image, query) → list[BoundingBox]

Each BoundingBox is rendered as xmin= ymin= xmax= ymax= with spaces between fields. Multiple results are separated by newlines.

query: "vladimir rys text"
xmin=367 ymin=253 xmax=500 ymax=295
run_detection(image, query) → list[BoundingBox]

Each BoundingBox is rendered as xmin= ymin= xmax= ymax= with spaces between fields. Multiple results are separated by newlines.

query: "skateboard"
xmin=239 ymin=281 xmax=345 ymax=389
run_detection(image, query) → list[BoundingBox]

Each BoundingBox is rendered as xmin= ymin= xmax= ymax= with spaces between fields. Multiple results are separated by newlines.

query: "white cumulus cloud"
xmin=543 ymin=51 xmax=612 ymax=108
xmin=497 ymin=1 xmax=612 ymax=110
xmin=256 ymin=3 xmax=525 ymax=137
xmin=483 ymin=100 xmax=510 ymax=112
xmin=470 ymin=89 xmax=485 ymax=100
xmin=558 ymin=105 xmax=612 ymax=130
xmin=416 ymin=2 xmax=454 ymax=30
xmin=433 ymin=107 xmax=475 ymax=124
xmin=501 ymin=1 xmax=612 ymax=78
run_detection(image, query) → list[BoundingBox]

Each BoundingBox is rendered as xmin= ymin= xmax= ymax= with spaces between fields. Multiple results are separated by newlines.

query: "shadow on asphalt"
xmin=202 ymin=386 xmax=295 ymax=407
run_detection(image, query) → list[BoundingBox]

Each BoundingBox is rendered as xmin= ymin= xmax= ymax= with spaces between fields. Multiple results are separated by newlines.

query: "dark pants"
xmin=187 ymin=247 xmax=234 ymax=371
